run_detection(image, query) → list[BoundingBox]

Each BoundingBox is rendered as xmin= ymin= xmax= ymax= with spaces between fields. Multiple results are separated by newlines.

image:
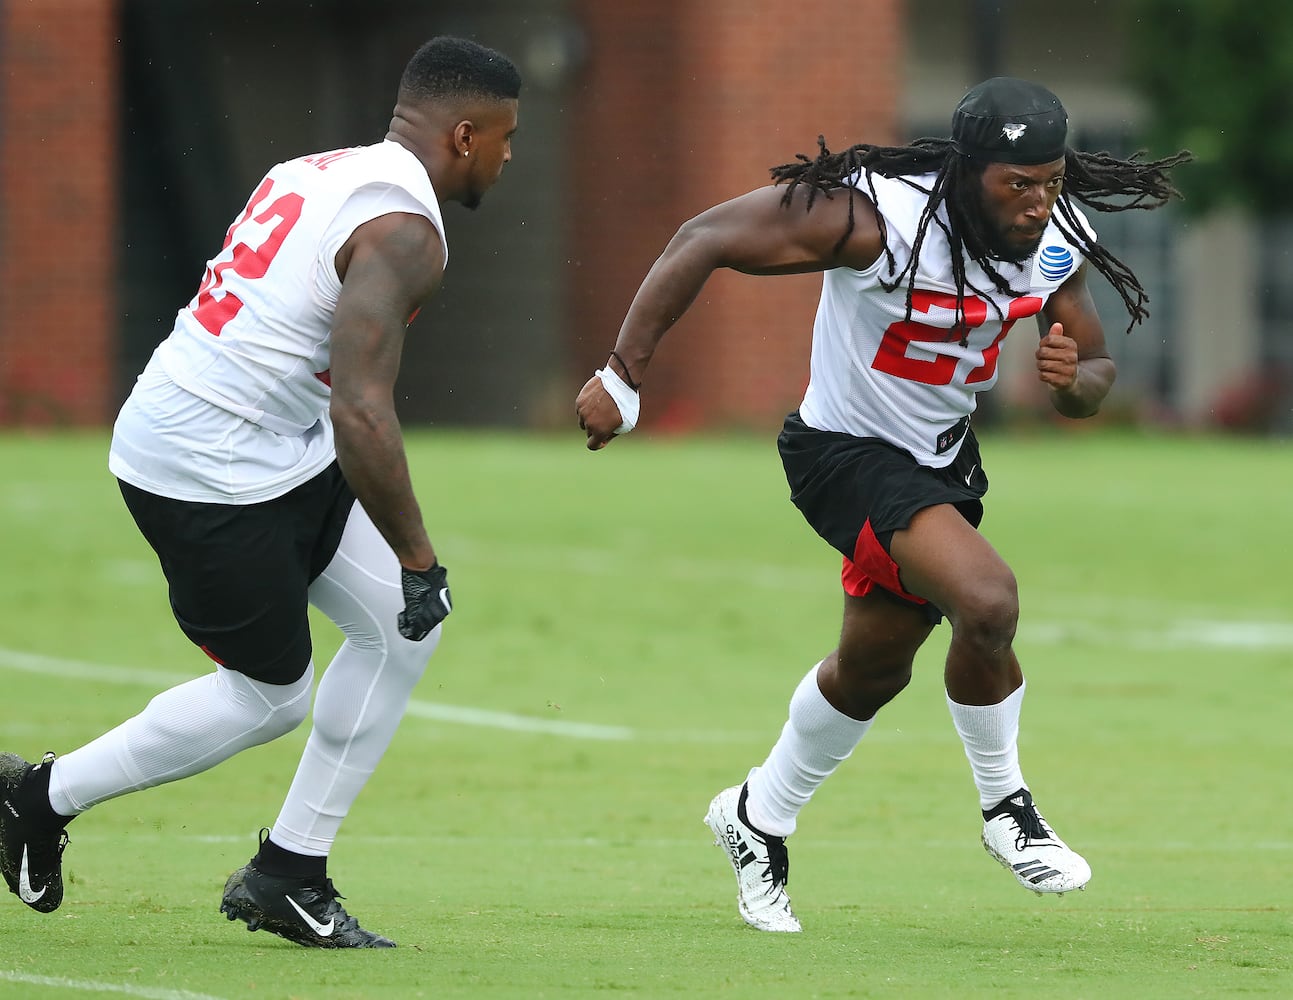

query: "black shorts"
xmin=777 ymin=411 xmax=988 ymax=623
xmin=118 ymin=462 xmax=356 ymax=684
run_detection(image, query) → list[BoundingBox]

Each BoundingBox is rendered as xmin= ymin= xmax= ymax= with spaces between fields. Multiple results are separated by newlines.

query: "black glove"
xmin=397 ymin=563 xmax=452 ymax=641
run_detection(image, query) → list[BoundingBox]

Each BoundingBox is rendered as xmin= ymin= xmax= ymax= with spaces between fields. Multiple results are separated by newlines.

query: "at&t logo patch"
xmin=1038 ymin=245 xmax=1073 ymax=282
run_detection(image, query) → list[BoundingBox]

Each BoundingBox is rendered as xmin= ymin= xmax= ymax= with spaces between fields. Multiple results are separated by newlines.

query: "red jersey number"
xmin=872 ymin=291 xmax=1043 ymax=386
xmin=191 ymin=178 xmax=305 ymax=337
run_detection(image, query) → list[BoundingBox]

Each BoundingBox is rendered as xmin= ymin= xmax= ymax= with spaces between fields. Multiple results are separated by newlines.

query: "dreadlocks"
xmin=770 ymin=136 xmax=1192 ymax=334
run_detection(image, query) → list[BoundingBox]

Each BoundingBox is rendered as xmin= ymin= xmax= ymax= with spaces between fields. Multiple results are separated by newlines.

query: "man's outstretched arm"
xmin=577 ymin=184 xmax=883 ymax=450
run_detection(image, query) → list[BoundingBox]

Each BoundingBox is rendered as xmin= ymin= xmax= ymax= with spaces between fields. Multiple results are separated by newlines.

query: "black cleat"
xmin=0 ymin=752 xmax=70 ymax=913
xmin=220 ymin=860 xmax=396 ymax=949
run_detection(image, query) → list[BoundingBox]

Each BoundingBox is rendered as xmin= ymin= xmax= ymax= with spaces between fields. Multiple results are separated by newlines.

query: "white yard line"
xmin=0 ymin=647 xmax=183 ymax=688
xmin=2 ymin=614 xmax=1290 ymax=748
xmin=0 ymin=645 xmax=633 ymax=742
xmin=0 ymin=971 xmax=227 ymax=1000
xmin=1017 ymin=621 xmax=1293 ymax=649
xmin=403 ymin=699 xmax=631 ymax=740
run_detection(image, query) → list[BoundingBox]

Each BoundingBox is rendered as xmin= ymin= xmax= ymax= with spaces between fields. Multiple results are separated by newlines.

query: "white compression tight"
xmin=49 ymin=664 xmax=314 ymax=814
xmin=270 ymin=503 xmax=440 ymax=856
xmin=49 ymin=503 xmax=440 ymax=856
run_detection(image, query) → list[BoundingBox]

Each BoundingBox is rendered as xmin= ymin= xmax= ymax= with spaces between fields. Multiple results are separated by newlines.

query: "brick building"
xmin=0 ymin=0 xmax=900 ymax=429
xmin=1 ymin=0 xmax=118 ymax=424
xmin=4 ymin=2 xmax=1254 ymax=431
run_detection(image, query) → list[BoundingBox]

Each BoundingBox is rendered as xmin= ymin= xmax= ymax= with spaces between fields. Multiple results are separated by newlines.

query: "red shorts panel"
xmin=841 ymin=519 xmax=929 ymax=604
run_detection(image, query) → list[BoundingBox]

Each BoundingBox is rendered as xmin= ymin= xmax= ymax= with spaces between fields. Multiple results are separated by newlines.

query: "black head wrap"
xmin=952 ymin=77 xmax=1068 ymax=165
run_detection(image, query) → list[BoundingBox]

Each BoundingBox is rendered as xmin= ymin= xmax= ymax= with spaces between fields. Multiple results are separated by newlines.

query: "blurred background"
xmin=1 ymin=0 xmax=1289 ymax=436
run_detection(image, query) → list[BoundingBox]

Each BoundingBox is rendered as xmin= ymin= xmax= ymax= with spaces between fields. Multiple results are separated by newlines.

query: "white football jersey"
xmin=110 ymin=140 xmax=447 ymax=503
xmin=798 ymin=170 xmax=1094 ymax=466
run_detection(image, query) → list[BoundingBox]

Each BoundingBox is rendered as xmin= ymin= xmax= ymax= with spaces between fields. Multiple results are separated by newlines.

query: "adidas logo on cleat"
xmin=723 ymin=825 xmax=757 ymax=871
xmin=982 ymin=788 xmax=1091 ymax=895
xmin=1012 ymin=859 xmax=1063 ymax=884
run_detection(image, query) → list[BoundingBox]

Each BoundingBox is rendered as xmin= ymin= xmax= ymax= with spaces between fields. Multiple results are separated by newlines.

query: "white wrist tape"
xmin=595 ymin=366 xmax=640 ymax=435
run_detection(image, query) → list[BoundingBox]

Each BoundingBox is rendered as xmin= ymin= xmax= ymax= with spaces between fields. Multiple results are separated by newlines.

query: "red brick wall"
xmin=0 ymin=1 xmax=901 ymax=430
xmin=569 ymin=0 xmax=903 ymax=430
xmin=0 ymin=0 xmax=118 ymax=426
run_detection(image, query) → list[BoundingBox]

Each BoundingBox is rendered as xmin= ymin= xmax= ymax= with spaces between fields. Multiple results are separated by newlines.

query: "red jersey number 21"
xmin=872 ymin=291 xmax=1043 ymax=386
xmin=191 ymin=178 xmax=305 ymax=336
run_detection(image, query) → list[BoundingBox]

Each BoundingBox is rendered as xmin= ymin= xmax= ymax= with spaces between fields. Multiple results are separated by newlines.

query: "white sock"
xmin=946 ymin=681 xmax=1028 ymax=810
xmin=744 ymin=662 xmax=873 ymax=838
xmin=47 ymin=664 xmax=313 ymax=815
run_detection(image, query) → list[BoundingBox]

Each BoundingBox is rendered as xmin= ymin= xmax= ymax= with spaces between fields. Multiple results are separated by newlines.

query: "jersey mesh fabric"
xmin=798 ymin=170 xmax=1094 ymax=467
xmin=110 ymin=141 xmax=445 ymax=504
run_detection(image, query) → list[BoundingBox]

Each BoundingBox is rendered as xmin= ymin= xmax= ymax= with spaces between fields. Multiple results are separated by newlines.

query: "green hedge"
xmin=1126 ymin=0 xmax=1293 ymax=215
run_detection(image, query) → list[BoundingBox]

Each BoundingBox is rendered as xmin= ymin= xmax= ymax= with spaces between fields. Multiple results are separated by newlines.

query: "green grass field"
xmin=0 ymin=428 xmax=1289 ymax=999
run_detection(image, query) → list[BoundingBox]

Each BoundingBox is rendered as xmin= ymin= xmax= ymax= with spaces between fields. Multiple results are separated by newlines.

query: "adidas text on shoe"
xmin=220 ymin=862 xmax=396 ymax=949
xmin=703 ymin=784 xmax=801 ymax=932
xmin=0 ymin=752 xmax=70 ymax=913
xmin=981 ymin=788 xmax=1091 ymax=896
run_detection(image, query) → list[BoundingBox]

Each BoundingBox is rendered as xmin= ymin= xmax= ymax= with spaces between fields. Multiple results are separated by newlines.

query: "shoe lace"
xmin=319 ymin=879 xmax=364 ymax=934
xmin=735 ymin=786 xmax=791 ymax=898
xmin=1009 ymin=804 xmax=1052 ymax=850
xmin=26 ymin=828 xmax=69 ymax=871
xmin=761 ymin=834 xmax=790 ymax=890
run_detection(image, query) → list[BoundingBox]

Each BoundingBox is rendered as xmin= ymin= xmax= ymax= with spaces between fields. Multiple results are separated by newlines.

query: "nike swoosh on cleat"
xmin=18 ymin=846 xmax=47 ymax=904
xmin=284 ymin=894 xmax=335 ymax=937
